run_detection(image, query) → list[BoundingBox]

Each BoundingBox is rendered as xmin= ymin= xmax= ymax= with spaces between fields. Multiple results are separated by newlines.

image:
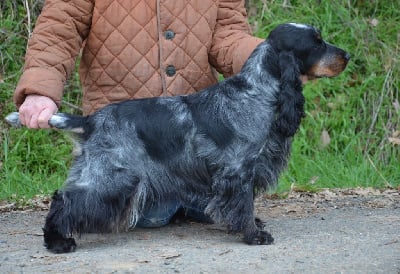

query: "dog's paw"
xmin=45 ymin=237 xmax=77 ymax=253
xmin=245 ymin=230 xmax=274 ymax=245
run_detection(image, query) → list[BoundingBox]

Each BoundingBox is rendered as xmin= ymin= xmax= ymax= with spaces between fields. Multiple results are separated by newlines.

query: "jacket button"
xmin=164 ymin=30 xmax=175 ymax=40
xmin=166 ymin=65 xmax=176 ymax=77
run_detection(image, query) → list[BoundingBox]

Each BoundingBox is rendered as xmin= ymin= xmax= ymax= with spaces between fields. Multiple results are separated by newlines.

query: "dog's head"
xmin=268 ymin=23 xmax=350 ymax=79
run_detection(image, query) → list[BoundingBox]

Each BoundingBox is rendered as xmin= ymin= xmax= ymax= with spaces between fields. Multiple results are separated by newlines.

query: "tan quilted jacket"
xmin=14 ymin=0 xmax=263 ymax=115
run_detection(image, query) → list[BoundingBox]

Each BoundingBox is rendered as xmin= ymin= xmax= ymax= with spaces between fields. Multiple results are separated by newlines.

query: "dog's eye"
xmin=313 ymin=36 xmax=325 ymax=50
xmin=313 ymin=38 xmax=325 ymax=51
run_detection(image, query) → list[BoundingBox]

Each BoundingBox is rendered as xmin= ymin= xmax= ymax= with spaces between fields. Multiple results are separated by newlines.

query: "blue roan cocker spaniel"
xmin=6 ymin=23 xmax=350 ymax=253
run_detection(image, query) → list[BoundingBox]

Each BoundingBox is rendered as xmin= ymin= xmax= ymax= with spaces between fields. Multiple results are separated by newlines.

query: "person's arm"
xmin=14 ymin=0 xmax=93 ymax=128
xmin=209 ymin=0 xmax=264 ymax=77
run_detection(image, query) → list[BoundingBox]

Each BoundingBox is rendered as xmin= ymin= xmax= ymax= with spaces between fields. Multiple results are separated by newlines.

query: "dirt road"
xmin=1 ymin=188 xmax=399 ymax=273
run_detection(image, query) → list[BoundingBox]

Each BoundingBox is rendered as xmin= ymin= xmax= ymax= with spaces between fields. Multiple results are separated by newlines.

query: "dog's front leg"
xmin=243 ymin=216 xmax=274 ymax=245
xmin=234 ymin=188 xmax=274 ymax=245
xmin=205 ymin=174 xmax=274 ymax=245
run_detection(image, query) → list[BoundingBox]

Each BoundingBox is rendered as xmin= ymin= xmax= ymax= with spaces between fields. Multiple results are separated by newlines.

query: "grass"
xmin=1 ymin=0 xmax=399 ymax=202
xmin=2 ymin=129 xmax=71 ymax=199
xmin=249 ymin=0 xmax=400 ymax=192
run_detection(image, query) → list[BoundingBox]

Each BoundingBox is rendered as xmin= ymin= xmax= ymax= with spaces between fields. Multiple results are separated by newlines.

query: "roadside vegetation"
xmin=1 ymin=0 xmax=399 ymax=202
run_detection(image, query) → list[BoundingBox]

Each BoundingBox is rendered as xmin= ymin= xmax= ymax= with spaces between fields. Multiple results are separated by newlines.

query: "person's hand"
xmin=19 ymin=95 xmax=58 ymax=128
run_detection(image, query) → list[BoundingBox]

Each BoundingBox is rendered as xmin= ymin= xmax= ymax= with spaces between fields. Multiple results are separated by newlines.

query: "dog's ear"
xmin=275 ymin=51 xmax=305 ymax=137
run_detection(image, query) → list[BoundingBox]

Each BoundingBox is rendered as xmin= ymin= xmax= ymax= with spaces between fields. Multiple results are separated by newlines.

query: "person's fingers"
xmin=19 ymin=109 xmax=27 ymax=126
xmin=37 ymin=108 xmax=54 ymax=128
xmin=20 ymin=103 xmax=40 ymax=128
xmin=28 ymin=113 xmax=39 ymax=128
xmin=19 ymin=103 xmax=34 ymax=127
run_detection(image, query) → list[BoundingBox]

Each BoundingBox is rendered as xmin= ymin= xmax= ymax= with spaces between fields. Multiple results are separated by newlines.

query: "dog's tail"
xmin=48 ymin=113 xmax=87 ymax=133
xmin=5 ymin=112 xmax=87 ymax=133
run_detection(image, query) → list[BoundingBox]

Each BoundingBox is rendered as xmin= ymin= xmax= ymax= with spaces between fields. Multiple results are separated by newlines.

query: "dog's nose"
xmin=344 ymin=52 xmax=351 ymax=61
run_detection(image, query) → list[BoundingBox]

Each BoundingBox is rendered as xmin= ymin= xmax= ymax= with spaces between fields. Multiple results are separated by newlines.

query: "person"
xmin=13 ymin=0 xmax=264 ymax=227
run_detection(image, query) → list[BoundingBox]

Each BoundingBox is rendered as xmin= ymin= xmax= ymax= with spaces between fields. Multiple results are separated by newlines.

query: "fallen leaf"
xmin=0 ymin=203 xmax=16 ymax=211
xmin=320 ymin=129 xmax=331 ymax=147
xmin=388 ymin=137 xmax=400 ymax=145
xmin=309 ymin=176 xmax=319 ymax=185
xmin=369 ymin=18 xmax=379 ymax=27
xmin=319 ymin=189 xmax=338 ymax=200
xmin=285 ymin=204 xmax=301 ymax=213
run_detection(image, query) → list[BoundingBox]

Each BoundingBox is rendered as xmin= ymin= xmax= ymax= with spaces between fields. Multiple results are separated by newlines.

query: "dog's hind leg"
xmin=205 ymin=173 xmax=274 ymax=245
xmin=42 ymin=190 xmax=77 ymax=253
xmin=43 ymin=174 xmax=142 ymax=253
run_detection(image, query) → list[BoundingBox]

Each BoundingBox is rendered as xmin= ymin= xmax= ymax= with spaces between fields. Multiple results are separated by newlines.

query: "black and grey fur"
xmin=6 ymin=23 xmax=350 ymax=253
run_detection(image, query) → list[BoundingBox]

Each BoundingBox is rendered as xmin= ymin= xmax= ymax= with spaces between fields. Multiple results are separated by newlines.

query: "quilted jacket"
xmin=14 ymin=0 xmax=263 ymax=115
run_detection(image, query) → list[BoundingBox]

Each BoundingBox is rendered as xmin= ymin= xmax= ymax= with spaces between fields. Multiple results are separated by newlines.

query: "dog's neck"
xmin=242 ymin=41 xmax=302 ymax=85
xmin=241 ymin=42 xmax=280 ymax=79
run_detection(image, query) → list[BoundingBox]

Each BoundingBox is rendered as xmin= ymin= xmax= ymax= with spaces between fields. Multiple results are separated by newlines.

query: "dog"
xmin=6 ymin=23 xmax=349 ymax=253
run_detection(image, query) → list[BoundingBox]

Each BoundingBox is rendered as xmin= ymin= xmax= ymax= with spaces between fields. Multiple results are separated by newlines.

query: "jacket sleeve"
xmin=209 ymin=0 xmax=264 ymax=77
xmin=13 ymin=0 xmax=93 ymax=108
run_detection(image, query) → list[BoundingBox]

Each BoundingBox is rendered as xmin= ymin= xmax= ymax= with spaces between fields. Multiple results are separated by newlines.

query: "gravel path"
xmin=1 ymin=189 xmax=399 ymax=273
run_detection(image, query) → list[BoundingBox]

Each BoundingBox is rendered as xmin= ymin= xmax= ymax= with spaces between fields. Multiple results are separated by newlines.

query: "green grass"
xmin=1 ymin=129 xmax=71 ymax=200
xmin=248 ymin=0 xmax=400 ymax=191
xmin=1 ymin=0 xmax=399 ymax=202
